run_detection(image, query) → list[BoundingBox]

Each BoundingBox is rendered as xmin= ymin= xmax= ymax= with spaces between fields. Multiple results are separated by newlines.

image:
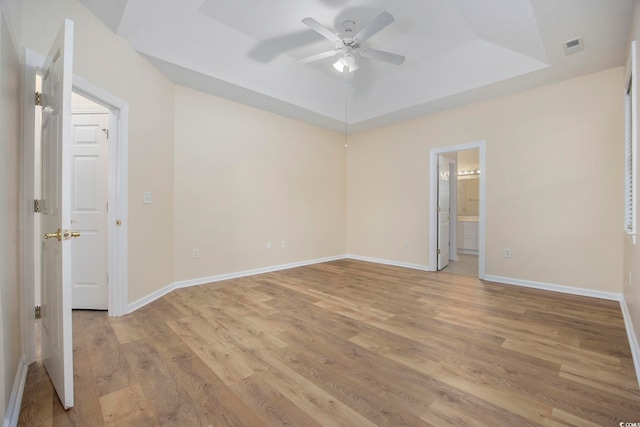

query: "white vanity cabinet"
xmin=456 ymin=217 xmax=479 ymax=253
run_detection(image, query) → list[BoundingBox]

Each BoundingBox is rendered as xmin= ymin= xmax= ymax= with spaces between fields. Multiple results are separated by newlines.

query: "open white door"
xmin=437 ymin=155 xmax=450 ymax=270
xmin=71 ymin=112 xmax=109 ymax=309
xmin=41 ymin=19 xmax=76 ymax=409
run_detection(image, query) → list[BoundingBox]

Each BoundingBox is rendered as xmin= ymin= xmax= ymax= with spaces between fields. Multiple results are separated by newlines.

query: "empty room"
xmin=2 ymin=0 xmax=640 ymax=425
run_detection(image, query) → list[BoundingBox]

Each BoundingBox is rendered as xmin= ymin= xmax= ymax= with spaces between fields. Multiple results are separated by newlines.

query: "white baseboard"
xmin=128 ymin=255 xmax=348 ymax=313
xmin=620 ymin=296 xmax=640 ymax=388
xmin=173 ymin=255 xmax=347 ymax=289
xmin=457 ymin=249 xmax=478 ymax=255
xmin=3 ymin=356 xmax=27 ymax=427
xmin=127 ymin=281 xmax=175 ymax=313
xmin=346 ymin=254 xmax=432 ymax=272
xmin=483 ymin=274 xmax=622 ymax=301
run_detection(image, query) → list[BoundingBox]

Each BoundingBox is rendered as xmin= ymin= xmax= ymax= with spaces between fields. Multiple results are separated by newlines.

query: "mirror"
xmin=457 ymin=176 xmax=479 ymax=216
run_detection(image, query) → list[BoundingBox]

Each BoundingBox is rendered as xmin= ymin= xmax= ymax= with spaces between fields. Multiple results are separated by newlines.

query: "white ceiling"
xmin=79 ymin=0 xmax=634 ymax=133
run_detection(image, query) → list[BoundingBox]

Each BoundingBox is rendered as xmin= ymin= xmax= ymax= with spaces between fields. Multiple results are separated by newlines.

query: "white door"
xmin=41 ymin=19 xmax=76 ymax=409
xmin=71 ymin=112 xmax=109 ymax=309
xmin=437 ymin=155 xmax=450 ymax=270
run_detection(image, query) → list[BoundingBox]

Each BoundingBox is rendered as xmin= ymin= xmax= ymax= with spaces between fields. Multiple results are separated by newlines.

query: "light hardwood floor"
xmin=18 ymin=259 xmax=640 ymax=426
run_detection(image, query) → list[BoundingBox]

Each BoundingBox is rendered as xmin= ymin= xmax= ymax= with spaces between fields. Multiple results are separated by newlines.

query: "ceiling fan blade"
xmin=296 ymin=50 xmax=339 ymax=64
xmin=301 ymin=17 xmax=341 ymax=43
xmin=354 ymin=11 xmax=394 ymax=43
xmin=360 ymin=48 xmax=405 ymax=65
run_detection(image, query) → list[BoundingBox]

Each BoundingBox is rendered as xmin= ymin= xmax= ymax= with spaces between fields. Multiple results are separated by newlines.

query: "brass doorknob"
xmin=44 ymin=229 xmax=80 ymax=241
xmin=44 ymin=229 xmax=62 ymax=241
xmin=61 ymin=229 xmax=81 ymax=240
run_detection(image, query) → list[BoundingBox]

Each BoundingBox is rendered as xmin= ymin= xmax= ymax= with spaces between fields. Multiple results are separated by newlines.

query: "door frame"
xmin=436 ymin=155 xmax=452 ymax=270
xmin=21 ymin=48 xmax=129 ymax=365
xmin=429 ymin=141 xmax=486 ymax=278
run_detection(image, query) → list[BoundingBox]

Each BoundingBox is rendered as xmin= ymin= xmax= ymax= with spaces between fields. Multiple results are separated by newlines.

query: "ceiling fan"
xmin=297 ymin=11 xmax=405 ymax=73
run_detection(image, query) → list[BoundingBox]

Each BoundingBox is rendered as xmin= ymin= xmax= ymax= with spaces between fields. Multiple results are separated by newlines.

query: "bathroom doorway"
xmin=429 ymin=141 xmax=486 ymax=279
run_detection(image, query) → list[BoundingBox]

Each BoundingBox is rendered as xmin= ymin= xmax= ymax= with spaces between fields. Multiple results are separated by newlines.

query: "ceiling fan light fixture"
xmin=300 ymin=11 xmax=404 ymax=71
xmin=334 ymin=54 xmax=358 ymax=73
xmin=343 ymin=54 xmax=355 ymax=66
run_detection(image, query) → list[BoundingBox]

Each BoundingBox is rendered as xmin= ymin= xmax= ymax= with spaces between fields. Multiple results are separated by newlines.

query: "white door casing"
xmin=437 ymin=155 xmax=451 ymax=270
xmin=71 ymin=112 xmax=109 ymax=309
xmin=40 ymin=19 xmax=75 ymax=408
xmin=428 ymin=141 xmax=486 ymax=278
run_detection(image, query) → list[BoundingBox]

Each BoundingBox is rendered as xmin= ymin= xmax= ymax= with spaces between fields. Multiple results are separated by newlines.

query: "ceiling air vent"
xmin=563 ymin=37 xmax=584 ymax=55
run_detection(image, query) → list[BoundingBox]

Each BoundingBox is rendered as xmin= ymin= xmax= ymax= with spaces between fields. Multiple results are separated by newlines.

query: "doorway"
xmin=429 ymin=141 xmax=486 ymax=279
xmin=21 ymin=48 xmax=129 ymax=366
xmin=70 ymin=93 xmax=110 ymax=309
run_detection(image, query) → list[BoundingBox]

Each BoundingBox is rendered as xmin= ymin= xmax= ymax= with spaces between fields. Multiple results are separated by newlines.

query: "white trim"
xmin=20 ymin=48 xmax=41 ymax=365
xmin=3 ymin=356 xmax=27 ymax=427
xmin=621 ymin=295 xmax=640 ymax=387
xmin=128 ymin=255 xmax=348 ymax=313
xmin=127 ymin=281 xmax=176 ymax=314
xmin=72 ymin=74 xmax=129 ymax=317
xmin=457 ymin=249 xmax=479 ymax=255
xmin=483 ymin=274 xmax=622 ymax=301
xmin=346 ymin=254 xmax=431 ymax=272
xmin=173 ymin=255 xmax=347 ymax=289
xmin=449 ymin=162 xmax=459 ymax=259
xmin=110 ymin=105 xmax=129 ymax=316
xmin=429 ymin=141 xmax=486 ymax=278
xmin=625 ymin=41 xmax=638 ymax=242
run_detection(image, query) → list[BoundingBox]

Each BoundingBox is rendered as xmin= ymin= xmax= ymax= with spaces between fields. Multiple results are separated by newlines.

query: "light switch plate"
xmin=143 ymin=192 xmax=152 ymax=204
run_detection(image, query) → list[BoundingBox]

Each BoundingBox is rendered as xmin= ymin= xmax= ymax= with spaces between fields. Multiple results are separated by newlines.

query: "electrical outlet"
xmin=404 ymin=240 xmax=410 ymax=247
xmin=193 ymin=248 xmax=200 ymax=259
xmin=266 ymin=241 xmax=272 ymax=250
xmin=504 ymin=248 xmax=512 ymax=258
xmin=143 ymin=191 xmax=152 ymax=204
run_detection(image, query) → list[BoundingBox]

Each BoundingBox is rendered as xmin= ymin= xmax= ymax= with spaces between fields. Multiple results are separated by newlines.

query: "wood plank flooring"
xmin=18 ymin=259 xmax=640 ymax=426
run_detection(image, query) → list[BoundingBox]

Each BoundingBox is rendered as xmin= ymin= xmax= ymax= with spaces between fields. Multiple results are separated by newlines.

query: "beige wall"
xmin=0 ymin=2 xmax=22 ymax=422
xmin=12 ymin=0 xmax=626 ymax=304
xmin=173 ymin=86 xmax=346 ymax=281
xmin=623 ymin=0 xmax=640 ymax=370
xmin=348 ymin=67 xmax=624 ymax=293
xmin=20 ymin=0 xmax=176 ymax=302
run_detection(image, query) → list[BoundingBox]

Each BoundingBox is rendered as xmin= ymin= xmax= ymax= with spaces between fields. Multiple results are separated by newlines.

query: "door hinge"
xmin=437 ymin=249 xmax=441 ymax=255
xmin=35 ymin=92 xmax=42 ymax=106
xmin=35 ymin=305 xmax=41 ymax=320
xmin=34 ymin=199 xmax=43 ymax=213
xmin=437 ymin=207 xmax=441 ymax=213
